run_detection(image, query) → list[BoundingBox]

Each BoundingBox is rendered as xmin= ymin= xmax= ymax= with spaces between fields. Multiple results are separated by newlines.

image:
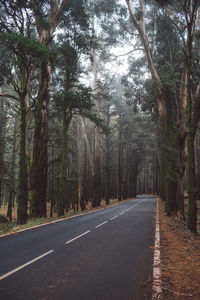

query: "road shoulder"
xmin=159 ymin=197 xmax=200 ymax=299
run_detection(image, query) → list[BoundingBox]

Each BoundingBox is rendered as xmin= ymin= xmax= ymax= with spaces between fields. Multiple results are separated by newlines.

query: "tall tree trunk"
xmin=185 ymin=0 xmax=199 ymax=232
xmin=131 ymin=157 xmax=138 ymax=198
xmin=125 ymin=0 xmax=187 ymax=215
xmin=118 ymin=118 xmax=123 ymax=201
xmin=50 ymin=146 xmax=55 ymax=217
xmin=195 ymin=128 xmax=200 ymax=198
xmin=76 ymin=120 xmax=86 ymax=211
xmin=105 ymin=129 xmax=110 ymax=205
xmin=92 ymin=39 xmax=101 ymax=207
xmin=165 ymin=93 xmax=179 ymax=215
xmin=58 ymin=114 xmax=70 ymax=216
xmin=92 ymin=131 xmax=101 ymax=207
xmin=30 ymin=0 xmax=71 ymax=218
xmin=17 ymin=62 xmax=30 ymax=224
xmin=30 ymin=60 xmax=50 ymax=217
xmin=7 ymin=118 xmax=17 ymax=222
xmin=17 ymin=91 xmax=28 ymax=224
xmin=187 ymin=130 xmax=197 ymax=232
xmin=0 ymin=99 xmax=6 ymax=208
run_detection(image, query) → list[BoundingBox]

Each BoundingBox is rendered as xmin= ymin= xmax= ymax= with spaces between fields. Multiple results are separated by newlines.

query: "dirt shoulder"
xmin=159 ymin=197 xmax=200 ymax=299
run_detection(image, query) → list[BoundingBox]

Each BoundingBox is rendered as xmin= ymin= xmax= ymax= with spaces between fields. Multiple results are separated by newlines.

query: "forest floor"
xmin=0 ymin=198 xmax=132 ymax=235
xmin=159 ymin=197 xmax=200 ymax=300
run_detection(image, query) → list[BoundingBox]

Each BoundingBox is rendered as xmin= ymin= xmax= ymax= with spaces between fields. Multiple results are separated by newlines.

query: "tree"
xmin=183 ymin=0 xmax=199 ymax=232
xmin=0 ymin=1 xmax=36 ymax=223
xmin=0 ymin=97 xmax=7 ymax=209
xmin=125 ymin=0 xmax=188 ymax=216
xmin=29 ymin=0 xmax=72 ymax=217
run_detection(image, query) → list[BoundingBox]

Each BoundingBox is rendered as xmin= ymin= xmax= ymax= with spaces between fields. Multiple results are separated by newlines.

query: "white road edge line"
xmin=152 ymin=198 xmax=162 ymax=299
xmin=110 ymin=215 xmax=119 ymax=220
xmin=0 ymin=250 xmax=54 ymax=281
xmin=95 ymin=221 xmax=108 ymax=229
xmin=65 ymin=230 xmax=91 ymax=244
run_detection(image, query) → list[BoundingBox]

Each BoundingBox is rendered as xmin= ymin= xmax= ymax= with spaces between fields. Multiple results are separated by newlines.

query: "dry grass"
xmin=159 ymin=198 xmax=200 ymax=299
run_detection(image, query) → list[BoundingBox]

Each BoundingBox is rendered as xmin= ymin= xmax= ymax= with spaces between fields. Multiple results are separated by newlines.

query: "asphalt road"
xmin=0 ymin=196 xmax=155 ymax=300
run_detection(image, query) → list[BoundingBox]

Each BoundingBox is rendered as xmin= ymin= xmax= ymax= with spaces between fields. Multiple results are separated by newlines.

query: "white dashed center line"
xmin=110 ymin=215 xmax=119 ymax=220
xmin=0 ymin=250 xmax=54 ymax=281
xmin=95 ymin=221 xmax=108 ymax=229
xmin=65 ymin=230 xmax=91 ymax=244
xmin=0 ymin=200 xmax=146 ymax=282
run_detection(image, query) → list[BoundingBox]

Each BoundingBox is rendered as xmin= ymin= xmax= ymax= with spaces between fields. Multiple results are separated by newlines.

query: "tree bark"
xmin=125 ymin=0 xmax=187 ymax=215
xmin=105 ymin=106 xmax=111 ymax=205
xmin=30 ymin=0 xmax=71 ymax=217
xmin=118 ymin=116 xmax=123 ymax=201
xmin=30 ymin=60 xmax=50 ymax=217
xmin=17 ymin=90 xmax=28 ymax=224
xmin=92 ymin=42 xmax=101 ymax=207
xmin=58 ymin=113 xmax=70 ymax=216
xmin=184 ymin=0 xmax=199 ymax=232
xmin=187 ymin=130 xmax=197 ymax=232
xmin=16 ymin=62 xmax=30 ymax=224
xmin=7 ymin=118 xmax=17 ymax=222
xmin=0 ymin=98 xmax=6 ymax=208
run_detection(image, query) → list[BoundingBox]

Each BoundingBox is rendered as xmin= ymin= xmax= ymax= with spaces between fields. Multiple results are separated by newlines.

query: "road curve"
xmin=0 ymin=196 xmax=155 ymax=300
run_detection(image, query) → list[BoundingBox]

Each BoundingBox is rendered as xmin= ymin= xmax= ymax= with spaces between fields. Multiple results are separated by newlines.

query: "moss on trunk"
xmin=30 ymin=60 xmax=49 ymax=218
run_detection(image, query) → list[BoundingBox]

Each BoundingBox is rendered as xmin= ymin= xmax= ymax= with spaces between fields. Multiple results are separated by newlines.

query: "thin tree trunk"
xmin=17 ymin=90 xmax=28 ymax=224
xmin=58 ymin=114 xmax=70 ymax=216
xmin=118 ymin=118 xmax=123 ymax=201
xmin=77 ymin=120 xmax=86 ymax=210
xmin=187 ymin=131 xmax=197 ymax=232
xmin=7 ymin=118 xmax=17 ymax=222
xmin=50 ymin=146 xmax=55 ymax=217
xmin=0 ymin=99 xmax=6 ymax=208
xmin=92 ymin=37 xmax=101 ymax=207
xmin=105 ymin=128 xmax=110 ymax=205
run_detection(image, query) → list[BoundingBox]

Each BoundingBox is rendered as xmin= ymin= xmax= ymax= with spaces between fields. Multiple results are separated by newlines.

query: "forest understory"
xmin=159 ymin=197 xmax=200 ymax=300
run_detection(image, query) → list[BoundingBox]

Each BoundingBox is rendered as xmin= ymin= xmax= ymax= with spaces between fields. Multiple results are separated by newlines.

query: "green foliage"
xmin=159 ymin=63 xmax=179 ymax=93
xmin=0 ymin=32 xmax=56 ymax=61
xmin=155 ymin=15 xmax=183 ymax=70
xmin=54 ymin=87 xmax=107 ymax=132
xmin=54 ymin=87 xmax=93 ymax=113
xmin=0 ymin=45 xmax=13 ymax=86
xmin=93 ymin=0 xmax=120 ymax=16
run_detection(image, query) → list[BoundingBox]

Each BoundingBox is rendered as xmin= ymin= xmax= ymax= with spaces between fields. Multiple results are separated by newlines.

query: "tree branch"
xmin=49 ymin=0 xmax=72 ymax=32
xmin=0 ymin=93 xmax=19 ymax=101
